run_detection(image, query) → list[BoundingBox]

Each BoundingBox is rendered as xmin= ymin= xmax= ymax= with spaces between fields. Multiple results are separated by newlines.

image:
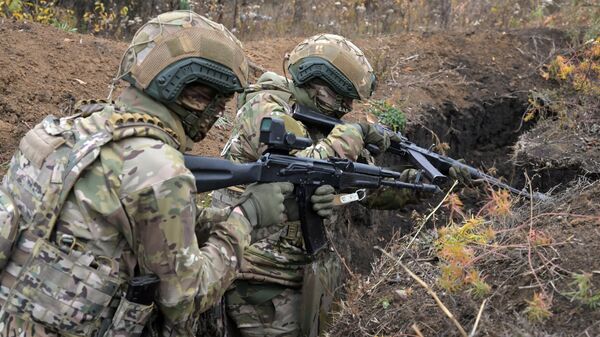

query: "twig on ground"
xmin=328 ymin=231 xmax=356 ymax=279
xmin=377 ymin=247 xmax=468 ymax=337
xmin=400 ymin=180 xmax=459 ymax=260
xmin=525 ymin=172 xmax=549 ymax=299
xmin=365 ymin=181 xmax=458 ymax=296
xmin=469 ymin=299 xmax=487 ymax=337
xmin=412 ymin=323 xmax=425 ymax=337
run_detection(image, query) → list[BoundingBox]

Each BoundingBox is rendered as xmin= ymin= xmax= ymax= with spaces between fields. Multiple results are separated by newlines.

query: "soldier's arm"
xmin=120 ymin=141 xmax=251 ymax=336
xmin=295 ymin=123 xmax=365 ymax=161
xmin=225 ymin=93 xmax=291 ymax=162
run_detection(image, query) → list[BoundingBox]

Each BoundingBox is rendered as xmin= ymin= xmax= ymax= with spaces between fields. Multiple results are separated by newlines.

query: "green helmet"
xmin=288 ymin=34 xmax=376 ymax=101
xmin=119 ymin=10 xmax=249 ymax=102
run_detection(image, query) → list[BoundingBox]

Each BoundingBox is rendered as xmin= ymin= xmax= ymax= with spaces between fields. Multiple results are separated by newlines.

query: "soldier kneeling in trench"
xmin=203 ymin=34 xmax=475 ymax=337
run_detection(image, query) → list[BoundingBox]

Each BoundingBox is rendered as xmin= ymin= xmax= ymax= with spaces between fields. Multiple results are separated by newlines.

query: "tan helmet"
xmin=287 ymin=34 xmax=376 ymax=101
xmin=118 ymin=10 xmax=249 ymax=103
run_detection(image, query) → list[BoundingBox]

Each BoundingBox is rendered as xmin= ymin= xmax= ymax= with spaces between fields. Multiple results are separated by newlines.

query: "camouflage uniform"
xmin=217 ymin=34 xmax=385 ymax=337
xmin=0 ymin=11 xmax=263 ymax=337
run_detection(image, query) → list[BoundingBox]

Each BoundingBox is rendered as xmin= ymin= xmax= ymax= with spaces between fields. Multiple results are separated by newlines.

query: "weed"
xmin=564 ymin=272 xmax=600 ymax=309
xmin=542 ymin=38 xmax=600 ymax=95
xmin=435 ymin=216 xmax=495 ymax=294
xmin=443 ymin=193 xmax=465 ymax=221
xmin=367 ymin=100 xmax=406 ymax=132
xmin=524 ymin=292 xmax=552 ymax=322
xmin=466 ymin=270 xmax=492 ymax=299
xmin=52 ymin=20 xmax=76 ymax=33
xmin=482 ymin=188 xmax=513 ymax=218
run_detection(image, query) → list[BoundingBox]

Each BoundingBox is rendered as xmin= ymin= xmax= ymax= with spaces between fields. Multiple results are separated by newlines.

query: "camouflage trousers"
xmin=225 ymin=282 xmax=301 ymax=337
xmin=211 ymin=188 xmax=343 ymax=337
xmin=224 ymin=251 xmax=341 ymax=337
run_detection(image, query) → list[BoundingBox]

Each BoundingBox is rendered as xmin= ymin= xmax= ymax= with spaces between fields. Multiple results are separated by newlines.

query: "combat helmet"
xmin=287 ymin=34 xmax=376 ymax=101
xmin=118 ymin=10 xmax=249 ymax=141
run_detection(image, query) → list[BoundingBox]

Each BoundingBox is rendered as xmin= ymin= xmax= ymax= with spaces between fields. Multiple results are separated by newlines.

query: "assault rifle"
xmin=184 ymin=117 xmax=441 ymax=255
xmin=292 ymin=104 xmax=548 ymax=201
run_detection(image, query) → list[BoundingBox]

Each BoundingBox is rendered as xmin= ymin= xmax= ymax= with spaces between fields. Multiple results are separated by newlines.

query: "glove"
xmin=448 ymin=159 xmax=475 ymax=186
xmin=400 ymin=168 xmax=421 ymax=184
xmin=238 ymin=182 xmax=294 ymax=228
xmin=311 ymin=185 xmax=335 ymax=219
xmin=363 ymin=168 xmax=432 ymax=210
xmin=284 ymin=185 xmax=336 ymax=221
xmin=356 ymin=123 xmax=401 ymax=153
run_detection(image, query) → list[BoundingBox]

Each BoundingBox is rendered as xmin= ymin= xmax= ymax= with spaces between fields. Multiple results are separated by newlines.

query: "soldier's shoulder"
xmin=242 ymin=91 xmax=290 ymax=114
xmin=117 ymin=137 xmax=192 ymax=193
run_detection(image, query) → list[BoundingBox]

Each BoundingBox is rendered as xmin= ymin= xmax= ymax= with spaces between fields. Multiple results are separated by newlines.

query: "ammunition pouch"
xmin=1 ymin=233 xmax=123 ymax=335
xmin=0 ymin=186 xmax=20 ymax=271
xmin=101 ymin=297 xmax=155 ymax=337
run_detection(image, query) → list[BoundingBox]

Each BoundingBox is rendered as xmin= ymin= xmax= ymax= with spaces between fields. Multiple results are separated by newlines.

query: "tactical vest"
xmin=0 ymin=101 xmax=178 ymax=336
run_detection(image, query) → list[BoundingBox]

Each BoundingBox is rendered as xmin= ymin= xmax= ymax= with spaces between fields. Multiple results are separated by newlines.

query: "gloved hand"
xmin=238 ymin=182 xmax=294 ymax=228
xmin=363 ymin=168 xmax=432 ymax=210
xmin=400 ymin=168 xmax=421 ymax=183
xmin=311 ymin=185 xmax=335 ymax=219
xmin=355 ymin=123 xmax=401 ymax=153
xmin=448 ymin=159 xmax=475 ymax=186
xmin=284 ymin=185 xmax=336 ymax=221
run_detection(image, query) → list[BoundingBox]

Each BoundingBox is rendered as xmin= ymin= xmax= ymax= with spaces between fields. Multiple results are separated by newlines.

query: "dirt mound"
xmin=0 ymin=20 xmax=123 ymax=169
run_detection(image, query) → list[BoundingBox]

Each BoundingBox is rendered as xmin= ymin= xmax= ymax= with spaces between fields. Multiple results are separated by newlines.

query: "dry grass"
xmin=328 ymin=179 xmax=600 ymax=336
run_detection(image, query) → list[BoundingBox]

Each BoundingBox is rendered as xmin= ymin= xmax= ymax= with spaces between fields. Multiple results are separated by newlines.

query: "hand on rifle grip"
xmin=238 ymin=182 xmax=294 ymax=228
xmin=285 ymin=185 xmax=335 ymax=222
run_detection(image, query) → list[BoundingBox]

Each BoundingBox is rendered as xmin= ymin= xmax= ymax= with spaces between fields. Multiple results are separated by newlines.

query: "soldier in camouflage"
xmin=211 ymin=34 xmax=408 ymax=337
xmin=217 ymin=34 xmax=474 ymax=337
xmin=0 ymin=11 xmax=332 ymax=337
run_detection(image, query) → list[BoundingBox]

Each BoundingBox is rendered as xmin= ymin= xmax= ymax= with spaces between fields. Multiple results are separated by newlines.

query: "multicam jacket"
xmin=0 ymin=87 xmax=252 ymax=337
xmin=225 ymin=72 xmax=366 ymax=164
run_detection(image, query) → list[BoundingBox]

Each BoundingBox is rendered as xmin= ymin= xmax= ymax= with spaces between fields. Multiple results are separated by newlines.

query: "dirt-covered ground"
xmin=1 ymin=19 xmax=599 ymax=336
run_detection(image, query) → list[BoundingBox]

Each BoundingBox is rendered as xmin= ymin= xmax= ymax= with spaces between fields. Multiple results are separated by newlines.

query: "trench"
xmin=333 ymin=92 xmax=580 ymax=275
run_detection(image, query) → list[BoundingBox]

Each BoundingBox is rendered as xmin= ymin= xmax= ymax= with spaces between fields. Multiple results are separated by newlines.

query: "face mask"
xmin=175 ymin=84 xmax=230 ymax=142
xmin=308 ymin=82 xmax=353 ymax=118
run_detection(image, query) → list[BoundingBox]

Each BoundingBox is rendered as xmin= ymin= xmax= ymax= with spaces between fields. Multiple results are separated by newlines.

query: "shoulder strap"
xmin=31 ymin=130 xmax=114 ymax=239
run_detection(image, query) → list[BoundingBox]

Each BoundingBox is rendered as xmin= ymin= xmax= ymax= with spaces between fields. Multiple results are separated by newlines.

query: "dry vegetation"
xmin=1 ymin=0 xmax=598 ymax=39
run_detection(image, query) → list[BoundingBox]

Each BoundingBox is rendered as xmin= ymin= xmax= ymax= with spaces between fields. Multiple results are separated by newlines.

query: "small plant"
xmin=52 ymin=20 xmax=77 ymax=33
xmin=367 ymin=99 xmax=406 ymax=132
xmin=482 ymin=188 xmax=514 ymax=218
xmin=564 ymin=272 xmax=600 ymax=309
xmin=443 ymin=193 xmax=465 ymax=221
xmin=524 ymin=292 xmax=552 ymax=322
xmin=466 ymin=270 xmax=491 ymax=299
xmin=179 ymin=0 xmax=190 ymax=10
xmin=435 ymin=216 xmax=496 ymax=294
xmin=541 ymin=38 xmax=600 ymax=95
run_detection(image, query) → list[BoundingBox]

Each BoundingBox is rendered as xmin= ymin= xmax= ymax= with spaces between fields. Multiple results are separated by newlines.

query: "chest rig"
xmin=0 ymin=101 xmax=179 ymax=336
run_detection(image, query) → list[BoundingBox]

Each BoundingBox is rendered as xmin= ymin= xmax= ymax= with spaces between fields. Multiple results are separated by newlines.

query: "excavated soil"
xmin=1 ymin=19 xmax=599 ymax=337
